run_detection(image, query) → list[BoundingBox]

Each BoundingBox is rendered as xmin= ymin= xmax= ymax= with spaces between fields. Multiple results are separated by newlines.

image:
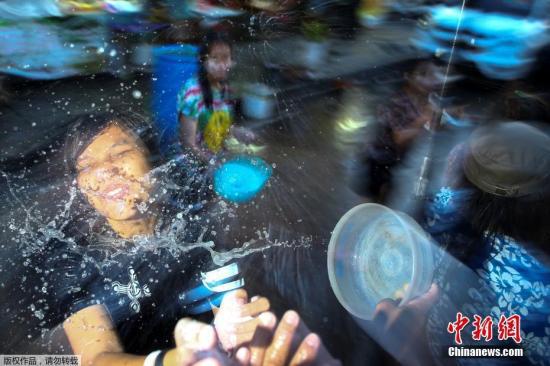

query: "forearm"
xmin=180 ymin=116 xmax=211 ymax=163
xmin=64 ymin=306 xmax=181 ymax=366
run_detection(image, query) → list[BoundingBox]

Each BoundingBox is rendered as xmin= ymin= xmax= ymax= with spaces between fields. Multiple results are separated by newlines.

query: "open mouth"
xmin=101 ymin=183 xmax=130 ymax=201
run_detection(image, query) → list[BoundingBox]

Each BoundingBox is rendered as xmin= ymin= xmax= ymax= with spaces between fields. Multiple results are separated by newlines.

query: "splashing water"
xmin=1 ymin=149 xmax=311 ymax=274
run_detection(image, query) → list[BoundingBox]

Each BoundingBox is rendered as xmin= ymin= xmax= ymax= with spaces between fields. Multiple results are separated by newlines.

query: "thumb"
xmin=407 ymin=283 xmax=439 ymax=315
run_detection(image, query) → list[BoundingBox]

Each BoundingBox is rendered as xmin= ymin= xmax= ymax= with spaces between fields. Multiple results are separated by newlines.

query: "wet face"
xmin=76 ymin=124 xmax=152 ymax=221
xmin=205 ymin=42 xmax=232 ymax=82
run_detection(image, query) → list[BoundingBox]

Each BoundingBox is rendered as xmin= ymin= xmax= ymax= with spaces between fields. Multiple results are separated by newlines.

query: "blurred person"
xmin=350 ymin=61 xmax=443 ymax=202
xmin=428 ymin=121 xmax=550 ymax=256
xmin=354 ymin=122 xmax=550 ymax=366
xmin=174 ymin=31 xmax=255 ymax=209
xmin=422 ymin=122 xmax=550 ymax=365
xmin=177 ymin=31 xmax=253 ymax=164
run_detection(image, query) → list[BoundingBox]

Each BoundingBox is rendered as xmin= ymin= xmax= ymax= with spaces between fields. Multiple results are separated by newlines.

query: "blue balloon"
xmin=214 ymin=156 xmax=272 ymax=203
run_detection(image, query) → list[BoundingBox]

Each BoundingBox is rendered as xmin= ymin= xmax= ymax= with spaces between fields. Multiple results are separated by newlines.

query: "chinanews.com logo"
xmin=446 ymin=313 xmax=524 ymax=358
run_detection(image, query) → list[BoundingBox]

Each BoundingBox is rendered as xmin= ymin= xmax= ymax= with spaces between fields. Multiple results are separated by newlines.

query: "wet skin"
xmin=76 ymin=124 xmax=152 ymax=223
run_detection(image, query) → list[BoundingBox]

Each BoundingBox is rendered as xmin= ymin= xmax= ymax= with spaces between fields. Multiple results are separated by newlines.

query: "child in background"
xmin=178 ymin=31 xmax=253 ymax=163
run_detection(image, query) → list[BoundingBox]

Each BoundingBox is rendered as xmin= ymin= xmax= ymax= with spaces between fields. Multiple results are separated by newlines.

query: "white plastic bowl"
xmin=327 ymin=203 xmax=434 ymax=320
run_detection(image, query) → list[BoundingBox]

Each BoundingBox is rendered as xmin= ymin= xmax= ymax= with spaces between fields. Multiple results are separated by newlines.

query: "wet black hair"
xmin=448 ymin=145 xmax=550 ymax=257
xmin=198 ymin=31 xmax=232 ymax=111
xmin=64 ymin=111 xmax=159 ymax=175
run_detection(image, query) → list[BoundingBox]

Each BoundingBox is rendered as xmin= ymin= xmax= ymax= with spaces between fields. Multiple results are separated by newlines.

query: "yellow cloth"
xmin=203 ymin=110 xmax=233 ymax=153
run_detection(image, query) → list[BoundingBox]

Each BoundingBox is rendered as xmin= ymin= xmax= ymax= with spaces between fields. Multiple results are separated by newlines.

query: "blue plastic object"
xmin=214 ymin=156 xmax=272 ymax=203
xmin=152 ymin=45 xmax=198 ymax=153
xmin=179 ymin=262 xmax=245 ymax=314
xmin=412 ymin=6 xmax=550 ymax=80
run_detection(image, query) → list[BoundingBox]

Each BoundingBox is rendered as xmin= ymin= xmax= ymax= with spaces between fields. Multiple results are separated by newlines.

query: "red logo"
xmin=447 ymin=312 xmax=470 ymax=344
xmin=472 ymin=315 xmax=493 ymax=342
xmin=498 ymin=314 xmax=522 ymax=344
xmin=447 ymin=313 xmax=522 ymax=345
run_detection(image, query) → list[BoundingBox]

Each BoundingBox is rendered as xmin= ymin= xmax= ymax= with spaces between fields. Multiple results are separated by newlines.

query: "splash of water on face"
xmin=2 ymin=150 xmax=310 ymax=272
xmin=1 ymin=148 xmax=314 ymax=347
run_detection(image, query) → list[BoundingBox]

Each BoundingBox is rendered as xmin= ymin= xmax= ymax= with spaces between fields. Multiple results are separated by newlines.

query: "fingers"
xmin=215 ymin=291 xmax=270 ymax=352
xmin=224 ymin=317 xmax=261 ymax=335
xmin=235 ymin=347 xmax=251 ymax=366
xmin=368 ymin=286 xmax=439 ymax=364
xmin=373 ymin=283 xmax=439 ymax=327
xmin=263 ymin=311 xmax=300 ymax=366
xmin=219 ymin=318 xmax=261 ymax=351
xmin=237 ymin=297 xmax=270 ymax=318
xmin=372 ymin=285 xmax=439 ymax=332
xmin=293 ymin=317 xmax=313 ymax=344
xmin=250 ymin=312 xmax=277 ymax=366
xmin=220 ymin=289 xmax=249 ymax=309
xmin=218 ymin=290 xmax=270 ymax=318
xmin=288 ymin=333 xmax=320 ymax=366
xmin=175 ymin=318 xmax=217 ymax=351
xmin=173 ymin=319 xmax=234 ymax=366
xmin=407 ymin=284 xmax=439 ymax=315
xmin=372 ymin=298 xmax=399 ymax=331
xmin=248 ymin=311 xmax=341 ymax=366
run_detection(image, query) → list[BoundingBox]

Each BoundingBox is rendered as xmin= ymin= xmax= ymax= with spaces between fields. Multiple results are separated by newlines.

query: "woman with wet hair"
xmin=350 ymin=61 xmax=444 ymax=202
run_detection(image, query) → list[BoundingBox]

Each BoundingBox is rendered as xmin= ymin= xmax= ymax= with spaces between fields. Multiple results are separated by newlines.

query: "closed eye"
xmin=109 ymin=146 xmax=134 ymax=158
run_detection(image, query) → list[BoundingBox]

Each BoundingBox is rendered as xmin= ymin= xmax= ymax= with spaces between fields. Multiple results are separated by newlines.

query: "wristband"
xmin=201 ymin=262 xmax=240 ymax=284
xmin=179 ymin=262 xmax=244 ymax=313
xmin=184 ymin=292 xmax=227 ymax=315
xmin=154 ymin=350 xmax=168 ymax=366
xmin=143 ymin=350 xmax=161 ymax=366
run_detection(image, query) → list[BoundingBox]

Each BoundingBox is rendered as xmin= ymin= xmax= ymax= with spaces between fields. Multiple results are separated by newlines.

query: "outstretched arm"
xmin=63 ymin=304 xmax=229 ymax=366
